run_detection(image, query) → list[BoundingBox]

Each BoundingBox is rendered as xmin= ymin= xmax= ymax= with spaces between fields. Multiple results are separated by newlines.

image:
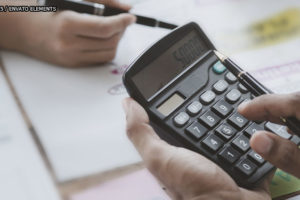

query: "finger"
xmin=238 ymin=93 xmax=300 ymax=124
xmin=122 ymin=98 xmax=162 ymax=153
xmin=122 ymin=98 xmax=180 ymax=175
xmin=250 ymin=131 xmax=300 ymax=178
xmin=87 ymin=0 xmax=132 ymax=10
xmin=240 ymin=170 xmax=275 ymax=200
xmin=59 ymin=11 xmax=136 ymax=38
xmin=70 ymin=32 xmax=122 ymax=52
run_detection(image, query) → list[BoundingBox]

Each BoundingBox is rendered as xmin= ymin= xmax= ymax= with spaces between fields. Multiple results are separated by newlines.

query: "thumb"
xmin=250 ymin=131 xmax=300 ymax=178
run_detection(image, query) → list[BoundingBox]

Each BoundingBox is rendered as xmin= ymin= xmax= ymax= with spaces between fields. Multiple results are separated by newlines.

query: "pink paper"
xmin=71 ymin=169 xmax=171 ymax=200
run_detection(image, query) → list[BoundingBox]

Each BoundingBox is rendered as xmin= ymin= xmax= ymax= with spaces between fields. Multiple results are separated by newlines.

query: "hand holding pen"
xmin=45 ymin=0 xmax=178 ymax=29
xmin=10 ymin=0 xmax=136 ymax=67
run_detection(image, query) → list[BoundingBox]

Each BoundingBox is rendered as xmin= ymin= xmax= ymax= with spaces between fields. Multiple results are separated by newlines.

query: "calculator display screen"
xmin=132 ymin=30 xmax=208 ymax=100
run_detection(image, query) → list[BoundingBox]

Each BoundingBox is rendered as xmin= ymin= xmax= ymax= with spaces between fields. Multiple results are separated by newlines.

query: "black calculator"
xmin=123 ymin=22 xmax=298 ymax=188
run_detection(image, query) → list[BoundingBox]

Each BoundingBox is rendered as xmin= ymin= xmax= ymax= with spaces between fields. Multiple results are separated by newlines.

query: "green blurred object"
xmin=270 ymin=169 xmax=300 ymax=198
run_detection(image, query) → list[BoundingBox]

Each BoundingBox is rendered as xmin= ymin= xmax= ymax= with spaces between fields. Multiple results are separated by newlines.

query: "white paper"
xmin=0 ymin=69 xmax=60 ymax=200
xmin=2 ymin=0 xmax=300 ymax=182
xmin=0 ymin=23 xmax=169 ymax=182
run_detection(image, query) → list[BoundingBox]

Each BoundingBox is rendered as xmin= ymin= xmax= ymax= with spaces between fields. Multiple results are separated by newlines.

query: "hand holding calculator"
xmin=123 ymin=22 xmax=299 ymax=188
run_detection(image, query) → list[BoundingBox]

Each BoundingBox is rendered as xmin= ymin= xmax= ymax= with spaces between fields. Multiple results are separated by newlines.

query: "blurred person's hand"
xmin=122 ymin=98 xmax=273 ymax=200
xmin=0 ymin=0 xmax=135 ymax=67
xmin=238 ymin=92 xmax=300 ymax=178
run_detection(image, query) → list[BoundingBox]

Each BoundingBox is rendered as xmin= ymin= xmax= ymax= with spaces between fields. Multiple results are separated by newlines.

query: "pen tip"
xmin=214 ymin=50 xmax=227 ymax=62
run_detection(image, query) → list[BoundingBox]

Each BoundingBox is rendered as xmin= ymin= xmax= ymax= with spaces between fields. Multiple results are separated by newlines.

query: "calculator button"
xmin=199 ymin=111 xmax=221 ymax=128
xmin=174 ymin=112 xmax=190 ymax=127
xmin=232 ymin=134 xmax=250 ymax=152
xmin=235 ymin=159 xmax=257 ymax=176
xmin=213 ymin=61 xmax=227 ymax=74
xmin=186 ymin=122 xmax=207 ymax=140
xmin=202 ymin=134 xmax=224 ymax=152
xmin=291 ymin=135 xmax=300 ymax=146
xmin=212 ymin=99 xmax=233 ymax=117
xmin=238 ymin=83 xmax=248 ymax=93
xmin=265 ymin=122 xmax=292 ymax=139
xmin=215 ymin=124 xmax=237 ymax=140
xmin=200 ymin=90 xmax=216 ymax=105
xmin=228 ymin=113 xmax=248 ymax=129
xmin=244 ymin=123 xmax=263 ymax=137
xmin=248 ymin=151 xmax=265 ymax=165
xmin=225 ymin=72 xmax=237 ymax=83
xmin=226 ymin=89 xmax=241 ymax=104
xmin=187 ymin=101 xmax=202 ymax=116
xmin=213 ymin=80 xmax=228 ymax=94
xmin=218 ymin=146 xmax=241 ymax=164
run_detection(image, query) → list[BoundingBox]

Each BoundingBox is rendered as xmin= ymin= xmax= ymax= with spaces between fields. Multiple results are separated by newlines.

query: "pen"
xmin=45 ymin=0 xmax=178 ymax=29
xmin=214 ymin=50 xmax=300 ymax=136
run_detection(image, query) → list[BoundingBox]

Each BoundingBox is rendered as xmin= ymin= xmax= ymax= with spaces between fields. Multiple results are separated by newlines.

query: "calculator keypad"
xmin=168 ymin=63 xmax=278 ymax=187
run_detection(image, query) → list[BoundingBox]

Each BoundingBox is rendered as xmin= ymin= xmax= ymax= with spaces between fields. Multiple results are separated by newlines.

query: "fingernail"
xmin=252 ymin=133 xmax=273 ymax=155
xmin=238 ymin=101 xmax=250 ymax=112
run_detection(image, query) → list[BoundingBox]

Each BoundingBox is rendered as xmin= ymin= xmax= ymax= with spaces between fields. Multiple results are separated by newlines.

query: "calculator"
xmin=123 ymin=22 xmax=299 ymax=188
